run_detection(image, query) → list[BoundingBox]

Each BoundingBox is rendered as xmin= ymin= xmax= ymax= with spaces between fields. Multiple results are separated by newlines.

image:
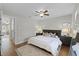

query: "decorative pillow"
xmin=50 ymin=33 xmax=57 ymax=38
xmin=43 ymin=32 xmax=51 ymax=37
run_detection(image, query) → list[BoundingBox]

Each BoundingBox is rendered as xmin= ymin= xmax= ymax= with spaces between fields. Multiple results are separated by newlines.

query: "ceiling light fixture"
xmin=40 ymin=13 xmax=44 ymax=17
xmin=35 ymin=9 xmax=49 ymax=17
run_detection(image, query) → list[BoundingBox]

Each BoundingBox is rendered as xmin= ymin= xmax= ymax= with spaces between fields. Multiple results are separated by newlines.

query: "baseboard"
xmin=15 ymin=40 xmax=26 ymax=45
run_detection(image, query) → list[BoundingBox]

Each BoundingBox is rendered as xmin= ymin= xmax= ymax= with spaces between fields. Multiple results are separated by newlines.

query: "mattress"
xmin=16 ymin=44 xmax=52 ymax=56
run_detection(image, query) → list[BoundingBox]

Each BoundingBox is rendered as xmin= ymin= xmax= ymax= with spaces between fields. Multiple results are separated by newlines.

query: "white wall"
xmin=15 ymin=17 xmax=37 ymax=44
xmin=15 ymin=15 xmax=72 ymax=44
xmin=40 ymin=15 xmax=72 ymax=30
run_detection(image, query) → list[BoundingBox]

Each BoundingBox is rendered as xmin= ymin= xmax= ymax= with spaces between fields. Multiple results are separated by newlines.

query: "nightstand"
xmin=60 ymin=36 xmax=72 ymax=46
xmin=36 ymin=33 xmax=43 ymax=36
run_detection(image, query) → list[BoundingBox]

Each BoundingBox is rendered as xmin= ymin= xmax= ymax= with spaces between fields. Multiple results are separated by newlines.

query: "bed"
xmin=28 ymin=30 xmax=62 ymax=56
xmin=16 ymin=29 xmax=62 ymax=56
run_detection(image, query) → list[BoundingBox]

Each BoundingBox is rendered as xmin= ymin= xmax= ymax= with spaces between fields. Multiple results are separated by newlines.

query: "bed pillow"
xmin=50 ymin=33 xmax=57 ymax=38
xmin=43 ymin=32 xmax=51 ymax=37
xmin=43 ymin=32 xmax=59 ymax=38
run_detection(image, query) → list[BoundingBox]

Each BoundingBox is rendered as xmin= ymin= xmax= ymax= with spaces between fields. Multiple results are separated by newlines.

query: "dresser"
xmin=60 ymin=36 xmax=72 ymax=46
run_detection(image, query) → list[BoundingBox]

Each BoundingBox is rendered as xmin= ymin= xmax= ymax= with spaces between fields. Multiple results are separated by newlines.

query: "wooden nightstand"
xmin=60 ymin=36 xmax=72 ymax=46
xmin=36 ymin=33 xmax=43 ymax=36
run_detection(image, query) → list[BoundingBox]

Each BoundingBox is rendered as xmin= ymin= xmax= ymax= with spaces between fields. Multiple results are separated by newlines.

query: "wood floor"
xmin=1 ymin=38 xmax=17 ymax=56
xmin=1 ymin=38 xmax=70 ymax=56
xmin=59 ymin=45 xmax=70 ymax=56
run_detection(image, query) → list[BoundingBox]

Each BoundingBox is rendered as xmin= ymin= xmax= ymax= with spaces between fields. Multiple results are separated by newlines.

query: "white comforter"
xmin=28 ymin=36 xmax=62 ymax=56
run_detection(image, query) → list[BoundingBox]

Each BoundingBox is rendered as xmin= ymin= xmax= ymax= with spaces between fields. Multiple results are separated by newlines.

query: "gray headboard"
xmin=43 ymin=29 xmax=61 ymax=37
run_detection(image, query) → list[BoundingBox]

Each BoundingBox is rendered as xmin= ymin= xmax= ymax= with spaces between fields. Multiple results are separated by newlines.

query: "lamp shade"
xmin=61 ymin=23 xmax=71 ymax=36
xmin=35 ymin=25 xmax=43 ymax=33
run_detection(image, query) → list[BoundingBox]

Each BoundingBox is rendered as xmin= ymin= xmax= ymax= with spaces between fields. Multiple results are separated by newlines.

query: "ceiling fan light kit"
xmin=35 ymin=9 xmax=49 ymax=17
xmin=40 ymin=13 xmax=44 ymax=17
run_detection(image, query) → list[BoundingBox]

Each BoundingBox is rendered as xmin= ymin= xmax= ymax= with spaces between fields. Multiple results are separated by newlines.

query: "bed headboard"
xmin=43 ymin=29 xmax=61 ymax=37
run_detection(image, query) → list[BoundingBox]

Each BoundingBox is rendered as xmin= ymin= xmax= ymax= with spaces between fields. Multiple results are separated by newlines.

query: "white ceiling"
xmin=0 ymin=3 xmax=77 ymax=18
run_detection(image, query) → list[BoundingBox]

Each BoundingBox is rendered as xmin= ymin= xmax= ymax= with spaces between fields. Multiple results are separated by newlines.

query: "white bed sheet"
xmin=28 ymin=36 xmax=62 ymax=56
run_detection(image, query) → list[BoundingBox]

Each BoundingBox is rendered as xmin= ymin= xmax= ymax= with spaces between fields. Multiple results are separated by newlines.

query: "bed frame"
xmin=43 ymin=29 xmax=61 ymax=37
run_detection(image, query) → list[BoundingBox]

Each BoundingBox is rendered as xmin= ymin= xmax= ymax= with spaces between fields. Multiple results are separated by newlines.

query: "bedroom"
xmin=0 ymin=3 xmax=79 ymax=56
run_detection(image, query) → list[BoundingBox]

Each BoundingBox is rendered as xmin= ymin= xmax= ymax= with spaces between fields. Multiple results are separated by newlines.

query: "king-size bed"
xmin=16 ymin=29 xmax=62 ymax=56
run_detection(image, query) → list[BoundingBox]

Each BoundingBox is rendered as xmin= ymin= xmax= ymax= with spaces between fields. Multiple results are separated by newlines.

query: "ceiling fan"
xmin=35 ymin=9 xmax=49 ymax=17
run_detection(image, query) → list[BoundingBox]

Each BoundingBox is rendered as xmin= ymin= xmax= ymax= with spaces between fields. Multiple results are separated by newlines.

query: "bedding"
xmin=43 ymin=32 xmax=57 ymax=38
xmin=28 ymin=35 xmax=62 ymax=56
xmin=72 ymin=42 xmax=79 ymax=56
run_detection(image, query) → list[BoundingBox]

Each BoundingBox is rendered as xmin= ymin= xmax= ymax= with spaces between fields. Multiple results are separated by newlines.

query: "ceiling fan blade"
xmin=44 ymin=13 xmax=49 ymax=16
xmin=34 ymin=14 xmax=39 ymax=16
xmin=35 ymin=11 xmax=40 ymax=13
xmin=43 ymin=10 xmax=48 ymax=13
